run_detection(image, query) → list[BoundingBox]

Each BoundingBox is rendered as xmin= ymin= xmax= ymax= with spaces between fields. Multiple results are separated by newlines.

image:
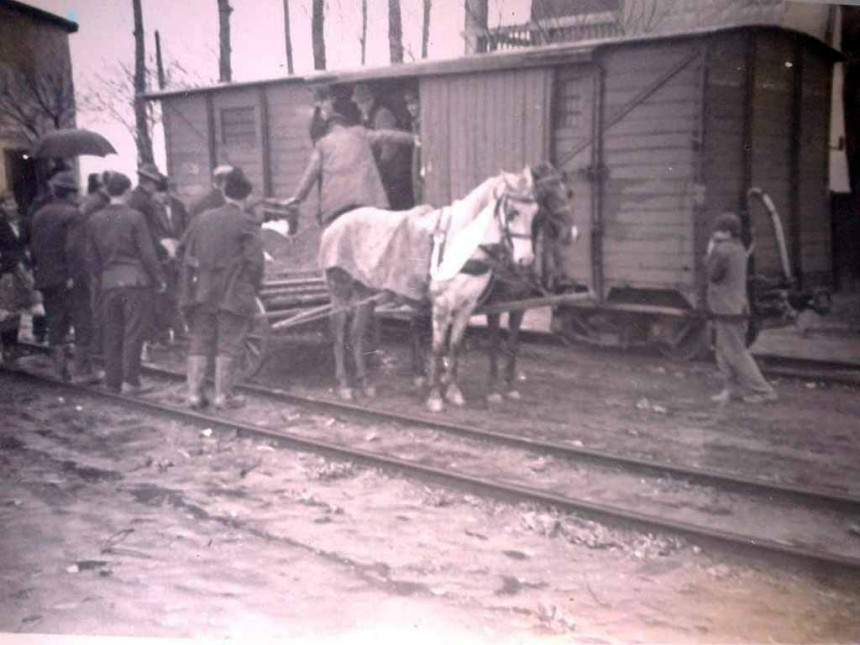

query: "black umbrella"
xmin=31 ymin=128 xmax=117 ymax=159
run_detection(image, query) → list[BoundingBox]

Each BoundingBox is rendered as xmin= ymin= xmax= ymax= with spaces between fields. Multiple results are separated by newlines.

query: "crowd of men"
xmin=0 ymin=160 xmax=263 ymax=409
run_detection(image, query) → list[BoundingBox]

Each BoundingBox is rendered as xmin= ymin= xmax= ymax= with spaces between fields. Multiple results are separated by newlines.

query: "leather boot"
xmin=51 ymin=345 xmax=70 ymax=381
xmin=213 ymin=356 xmax=245 ymax=410
xmin=186 ymin=355 xmax=208 ymax=409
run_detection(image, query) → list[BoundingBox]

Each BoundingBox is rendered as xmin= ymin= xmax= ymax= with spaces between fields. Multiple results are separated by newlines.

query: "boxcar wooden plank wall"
xmin=421 ymin=67 xmax=552 ymax=206
xmin=797 ymin=46 xmax=832 ymax=284
xmin=702 ymin=33 xmax=747 ymax=226
xmin=161 ymin=94 xmax=211 ymax=201
xmin=210 ymin=89 xmax=265 ymax=202
xmin=552 ymin=65 xmax=595 ymax=288
xmin=749 ymin=31 xmax=797 ymax=278
xmin=597 ymin=41 xmax=702 ymax=302
xmin=263 ymin=82 xmax=322 ymax=273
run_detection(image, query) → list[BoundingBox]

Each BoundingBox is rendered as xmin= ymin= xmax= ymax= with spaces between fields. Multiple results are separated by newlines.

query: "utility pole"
xmin=283 ymin=0 xmax=294 ymax=74
xmin=217 ymin=0 xmax=232 ymax=83
xmin=155 ymin=30 xmax=166 ymax=90
xmin=132 ymin=0 xmax=154 ymax=163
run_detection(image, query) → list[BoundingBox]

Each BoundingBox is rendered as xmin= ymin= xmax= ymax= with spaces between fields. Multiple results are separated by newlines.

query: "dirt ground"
xmin=2 ymin=321 xmax=860 ymax=642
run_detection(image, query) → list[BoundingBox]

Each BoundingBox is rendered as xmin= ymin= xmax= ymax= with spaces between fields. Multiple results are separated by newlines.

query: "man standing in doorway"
xmin=351 ymin=83 xmax=413 ymax=210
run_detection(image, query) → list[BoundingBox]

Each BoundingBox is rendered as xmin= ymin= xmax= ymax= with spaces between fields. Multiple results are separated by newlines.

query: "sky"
xmin=29 ymin=0 xmax=531 ymax=182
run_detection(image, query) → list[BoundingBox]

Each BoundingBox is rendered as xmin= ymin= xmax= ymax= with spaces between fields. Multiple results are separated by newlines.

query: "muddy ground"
xmin=2 ymin=329 xmax=860 ymax=642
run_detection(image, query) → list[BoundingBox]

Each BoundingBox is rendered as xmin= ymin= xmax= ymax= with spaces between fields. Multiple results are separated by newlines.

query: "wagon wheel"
xmin=657 ymin=318 xmax=713 ymax=362
xmin=235 ymin=297 xmax=271 ymax=382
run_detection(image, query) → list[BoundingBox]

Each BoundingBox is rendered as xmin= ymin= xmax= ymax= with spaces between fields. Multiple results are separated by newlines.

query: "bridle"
xmin=492 ymin=191 xmax=537 ymax=256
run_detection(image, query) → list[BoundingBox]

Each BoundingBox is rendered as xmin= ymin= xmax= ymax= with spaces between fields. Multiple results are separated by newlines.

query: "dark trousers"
xmin=187 ymin=307 xmax=249 ymax=358
xmin=151 ymin=264 xmax=185 ymax=342
xmin=70 ymin=278 xmax=94 ymax=368
xmin=101 ymin=287 xmax=152 ymax=390
xmin=41 ymin=285 xmax=73 ymax=347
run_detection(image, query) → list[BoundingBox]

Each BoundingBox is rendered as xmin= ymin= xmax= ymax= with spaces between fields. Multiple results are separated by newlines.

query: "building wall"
xmin=0 ymin=3 xmax=75 ymax=197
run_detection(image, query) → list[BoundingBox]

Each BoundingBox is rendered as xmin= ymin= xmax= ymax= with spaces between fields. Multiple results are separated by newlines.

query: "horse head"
xmin=531 ymin=161 xmax=578 ymax=246
xmin=492 ymin=167 xmax=542 ymax=268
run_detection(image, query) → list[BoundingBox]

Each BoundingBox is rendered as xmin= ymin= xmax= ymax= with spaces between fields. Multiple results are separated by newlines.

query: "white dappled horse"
xmin=323 ymin=167 xmax=546 ymax=411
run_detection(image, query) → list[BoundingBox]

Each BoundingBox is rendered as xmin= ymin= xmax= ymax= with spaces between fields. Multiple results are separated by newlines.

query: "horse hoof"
xmin=487 ymin=392 xmax=504 ymax=404
xmin=505 ymin=390 xmax=522 ymax=401
xmin=362 ymin=385 xmax=377 ymax=399
xmin=426 ymin=396 xmax=445 ymax=413
xmin=338 ymin=387 xmax=354 ymax=401
xmin=413 ymin=376 xmax=427 ymax=389
xmin=445 ymin=385 xmax=465 ymax=407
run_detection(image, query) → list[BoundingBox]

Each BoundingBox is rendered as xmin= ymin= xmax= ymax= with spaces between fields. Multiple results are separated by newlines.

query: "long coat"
xmin=293 ymin=125 xmax=415 ymax=226
xmin=29 ymin=198 xmax=78 ymax=290
xmin=85 ymin=204 xmax=164 ymax=291
xmin=179 ymin=203 xmax=264 ymax=317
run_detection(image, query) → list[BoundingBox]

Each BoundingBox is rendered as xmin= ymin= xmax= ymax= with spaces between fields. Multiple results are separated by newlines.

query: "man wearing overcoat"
xmin=29 ymin=171 xmax=80 ymax=379
xmin=179 ymin=167 xmax=263 ymax=410
xmin=86 ymin=173 xmax=165 ymax=395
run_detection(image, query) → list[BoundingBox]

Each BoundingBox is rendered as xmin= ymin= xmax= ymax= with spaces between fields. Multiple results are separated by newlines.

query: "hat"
xmin=712 ymin=212 xmax=741 ymax=238
xmin=351 ymin=83 xmax=374 ymax=104
xmin=312 ymin=85 xmax=334 ymax=103
xmin=137 ymin=162 xmax=164 ymax=183
xmin=212 ymin=164 xmax=233 ymax=179
xmin=106 ymin=172 xmax=132 ymax=197
xmin=223 ymin=167 xmax=253 ymax=200
xmin=49 ymin=171 xmax=78 ymax=191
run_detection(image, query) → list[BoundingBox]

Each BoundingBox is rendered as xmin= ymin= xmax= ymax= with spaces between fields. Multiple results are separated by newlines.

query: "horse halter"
xmin=493 ymin=192 xmax=536 ymax=254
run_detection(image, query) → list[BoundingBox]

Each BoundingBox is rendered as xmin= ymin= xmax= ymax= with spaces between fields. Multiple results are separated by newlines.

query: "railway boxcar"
xmin=148 ymin=24 xmax=840 ymax=358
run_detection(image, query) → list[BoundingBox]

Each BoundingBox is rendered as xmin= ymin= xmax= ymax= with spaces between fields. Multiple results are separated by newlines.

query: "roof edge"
xmin=144 ymin=23 xmax=841 ymax=102
xmin=0 ymin=0 xmax=78 ymax=33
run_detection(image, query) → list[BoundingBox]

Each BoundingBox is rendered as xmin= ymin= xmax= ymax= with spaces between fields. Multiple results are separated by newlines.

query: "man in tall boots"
xmin=86 ymin=173 xmax=165 ymax=395
xmin=29 ymin=171 xmax=80 ymax=379
xmin=179 ymin=167 xmax=263 ymax=410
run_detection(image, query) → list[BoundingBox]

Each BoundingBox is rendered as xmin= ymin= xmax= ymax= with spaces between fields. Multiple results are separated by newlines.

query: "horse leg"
xmin=425 ymin=308 xmax=447 ymax=413
xmin=410 ymin=311 xmax=430 ymax=389
xmin=331 ymin=306 xmax=353 ymax=401
xmin=504 ymin=310 xmax=525 ymax=400
xmin=443 ymin=309 xmax=472 ymax=408
xmin=352 ymin=300 xmax=376 ymax=399
xmin=486 ymin=313 xmax=504 ymax=404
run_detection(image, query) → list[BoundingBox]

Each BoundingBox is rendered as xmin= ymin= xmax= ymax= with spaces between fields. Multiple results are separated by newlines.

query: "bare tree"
xmin=217 ymin=0 xmax=232 ymax=83
xmin=0 ymin=59 xmax=75 ymax=142
xmin=360 ymin=0 xmax=368 ymax=65
xmin=422 ymin=0 xmax=432 ymax=58
xmin=80 ymin=58 xmax=206 ymax=155
xmin=132 ymin=0 xmax=154 ymax=164
xmin=312 ymin=0 xmax=326 ymax=70
xmin=283 ymin=0 xmax=294 ymax=74
xmin=464 ymin=0 xmax=488 ymax=53
xmin=389 ymin=0 xmax=404 ymax=63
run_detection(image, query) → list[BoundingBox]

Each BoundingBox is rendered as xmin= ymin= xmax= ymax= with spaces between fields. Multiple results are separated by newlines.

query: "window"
xmin=221 ymin=106 xmax=256 ymax=146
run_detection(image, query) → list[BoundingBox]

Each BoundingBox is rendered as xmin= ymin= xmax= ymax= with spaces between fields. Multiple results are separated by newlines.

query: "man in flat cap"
xmin=86 ymin=172 xmax=165 ymax=395
xmin=707 ymin=212 xmax=777 ymax=405
xmin=179 ymin=167 xmax=264 ymax=410
xmin=189 ymin=164 xmax=234 ymax=218
xmin=28 ymin=171 xmax=80 ymax=379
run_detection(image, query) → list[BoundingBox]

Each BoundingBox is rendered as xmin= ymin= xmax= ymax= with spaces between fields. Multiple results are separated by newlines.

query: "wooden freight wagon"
xmin=148 ymin=24 xmax=839 ymax=357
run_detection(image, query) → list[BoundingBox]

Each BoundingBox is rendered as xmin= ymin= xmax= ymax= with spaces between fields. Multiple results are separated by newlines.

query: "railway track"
xmin=4 ymin=353 xmax=860 ymax=579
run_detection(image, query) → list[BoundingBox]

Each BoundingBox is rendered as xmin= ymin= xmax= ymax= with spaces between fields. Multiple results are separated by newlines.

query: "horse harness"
xmin=430 ymin=192 xmax=535 ymax=278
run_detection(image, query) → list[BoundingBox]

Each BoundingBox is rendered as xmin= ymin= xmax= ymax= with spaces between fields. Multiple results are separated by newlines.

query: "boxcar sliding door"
xmin=552 ymin=66 xmax=595 ymax=290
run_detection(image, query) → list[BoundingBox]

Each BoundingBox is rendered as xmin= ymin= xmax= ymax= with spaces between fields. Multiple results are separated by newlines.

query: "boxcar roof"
xmin=144 ymin=23 xmax=840 ymax=101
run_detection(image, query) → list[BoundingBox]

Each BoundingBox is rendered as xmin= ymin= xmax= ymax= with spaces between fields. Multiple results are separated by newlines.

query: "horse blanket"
xmin=318 ymin=205 xmax=437 ymax=302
